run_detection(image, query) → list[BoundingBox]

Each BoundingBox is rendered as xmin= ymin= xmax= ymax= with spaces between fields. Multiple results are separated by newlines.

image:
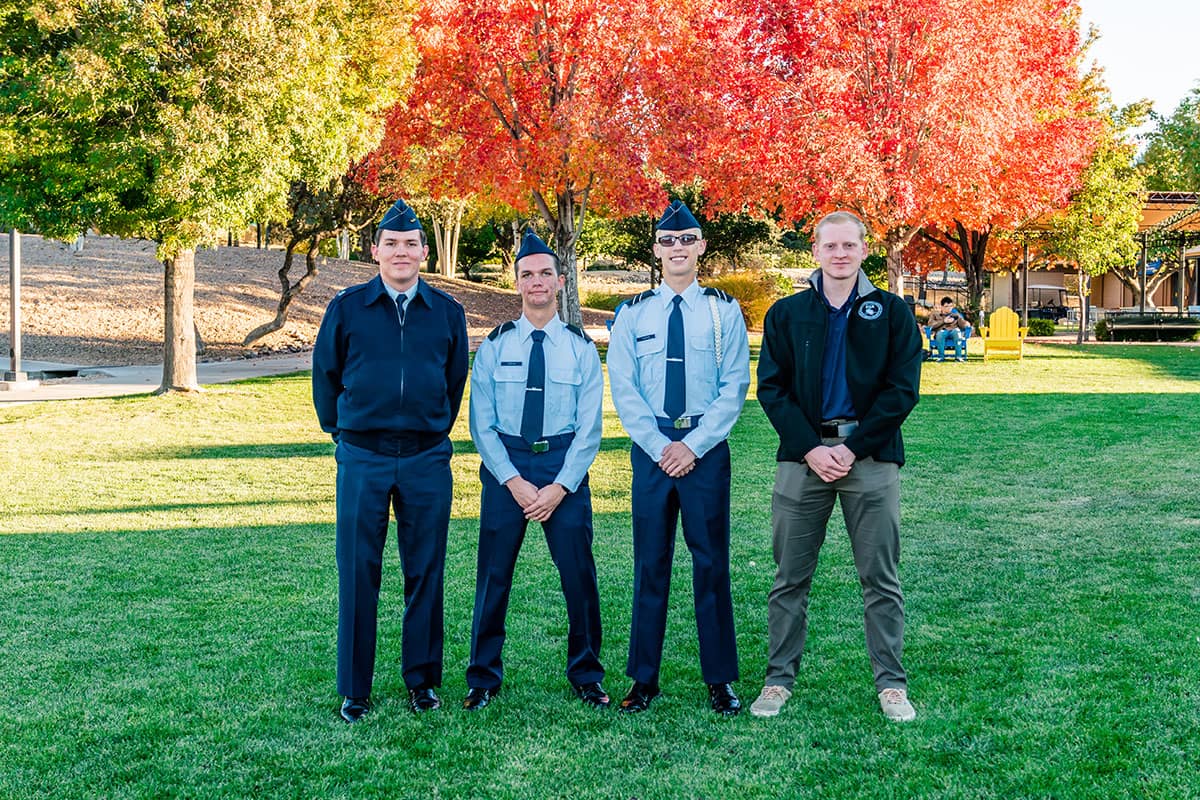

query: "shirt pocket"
xmin=688 ymin=333 xmax=717 ymax=381
xmin=494 ymin=364 xmax=526 ymax=418
xmin=546 ymin=367 xmax=582 ymax=425
xmin=634 ymin=330 xmax=664 ymax=359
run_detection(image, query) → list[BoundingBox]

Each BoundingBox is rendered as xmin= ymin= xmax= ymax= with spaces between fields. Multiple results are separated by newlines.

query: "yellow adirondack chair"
xmin=980 ymin=306 xmax=1028 ymax=360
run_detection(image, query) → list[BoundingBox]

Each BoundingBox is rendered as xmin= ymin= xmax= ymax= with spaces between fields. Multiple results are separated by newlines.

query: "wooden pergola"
xmin=1135 ymin=192 xmax=1200 ymax=313
xmin=1013 ymin=191 xmax=1200 ymax=323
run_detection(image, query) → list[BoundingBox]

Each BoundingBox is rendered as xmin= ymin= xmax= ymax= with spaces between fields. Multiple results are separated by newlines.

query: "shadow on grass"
xmin=452 ymin=435 xmax=630 ymax=455
xmin=136 ymin=435 xmax=631 ymax=461
xmin=140 ymin=442 xmax=333 ymax=460
xmin=61 ymin=498 xmax=331 ymax=517
xmin=1033 ymin=342 xmax=1200 ymax=381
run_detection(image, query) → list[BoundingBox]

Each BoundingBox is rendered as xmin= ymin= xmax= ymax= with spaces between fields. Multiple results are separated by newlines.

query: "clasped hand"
xmin=505 ymin=476 xmax=567 ymax=522
xmin=658 ymin=441 xmax=697 ymax=478
xmin=804 ymin=443 xmax=856 ymax=483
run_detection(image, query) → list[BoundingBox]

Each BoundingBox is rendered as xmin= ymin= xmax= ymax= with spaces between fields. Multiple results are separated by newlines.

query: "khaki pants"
xmin=764 ymin=455 xmax=907 ymax=691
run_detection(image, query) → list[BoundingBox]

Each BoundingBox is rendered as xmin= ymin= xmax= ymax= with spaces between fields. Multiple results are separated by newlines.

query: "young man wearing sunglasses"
xmin=607 ymin=199 xmax=751 ymax=716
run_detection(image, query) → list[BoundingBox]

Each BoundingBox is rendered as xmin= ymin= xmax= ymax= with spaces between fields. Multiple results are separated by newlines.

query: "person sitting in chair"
xmin=927 ymin=297 xmax=969 ymax=362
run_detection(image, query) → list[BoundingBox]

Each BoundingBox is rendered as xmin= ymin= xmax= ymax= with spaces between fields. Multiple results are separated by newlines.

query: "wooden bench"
xmin=1106 ymin=311 xmax=1200 ymax=341
xmin=980 ymin=306 xmax=1027 ymax=360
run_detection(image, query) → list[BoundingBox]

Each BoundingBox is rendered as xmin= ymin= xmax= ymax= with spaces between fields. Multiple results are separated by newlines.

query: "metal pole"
xmin=1020 ymin=240 xmax=1029 ymax=326
xmin=1139 ymin=234 xmax=1147 ymax=314
xmin=3 ymin=229 xmax=35 ymax=386
xmin=1178 ymin=242 xmax=1186 ymax=314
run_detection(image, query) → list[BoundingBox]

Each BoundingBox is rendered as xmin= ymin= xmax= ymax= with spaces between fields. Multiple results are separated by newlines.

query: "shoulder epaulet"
xmin=487 ymin=320 xmax=517 ymax=341
xmin=703 ymin=287 xmax=734 ymax=303
xmin=424 ymin=281 xmax=464 ymax=308
xmin=334 ymin=281 xmax=371 ymax=300
xmin=565 ymin=323 xmax=592 ymax=342
xmin=627 ymin=289 xmax=656 ymax=306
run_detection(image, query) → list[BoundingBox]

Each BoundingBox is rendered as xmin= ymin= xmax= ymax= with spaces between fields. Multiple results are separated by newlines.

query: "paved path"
xmin=0 ymin=325 xmax=614 ymax=404
xmin=0 ymin=353 xmax=313 ymax=404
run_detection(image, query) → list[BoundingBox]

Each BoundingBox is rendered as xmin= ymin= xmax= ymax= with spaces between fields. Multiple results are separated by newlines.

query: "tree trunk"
xmin=1075 ymin=266 xmax=1088 ymax=344
xmin=431 ymin=201 xmax=466 ymax=278
xmin=243 ymin=235 xmax=323 ymax=346
xmin=554 ymin=190 xmax=583 ymax=328
xmin=1111 ymin=265 xmax=1178 ymax=310
xmin=885 ymin=235 xmax=905 ymax=295
xmin=921 ymin=222 xmax=990 ymax=325
xmin=883 ymin=224 xmax=921 ymax=295
xmin=158 ymin=248 xmax=200 ymax=393
xmin=533 ymin=187 xmax=589 ymax=328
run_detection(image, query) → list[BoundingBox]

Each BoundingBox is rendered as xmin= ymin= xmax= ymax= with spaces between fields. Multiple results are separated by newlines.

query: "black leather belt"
xmin=498 ymin=431 xmax=576 ymax=454
xmin=656 ymin=415 xmax=703 ymax=431
xmin=820 ymin=419 xmax=859 ymax=438
xmin=338 ymin=429 xmax=444 ymax=457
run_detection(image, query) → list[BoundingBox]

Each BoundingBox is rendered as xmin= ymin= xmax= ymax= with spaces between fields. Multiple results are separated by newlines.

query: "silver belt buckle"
xmin=673 ymin=417 xmax=692 ymax=430
xmin=837 ymin=422 xmax=857 ymax=437
xmin=531 ymin=440 xmax=550 ymax=454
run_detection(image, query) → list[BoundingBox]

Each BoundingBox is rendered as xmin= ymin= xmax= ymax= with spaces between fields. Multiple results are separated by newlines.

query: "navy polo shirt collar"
xmin=366 ymin=275 xmax=430 ymax=308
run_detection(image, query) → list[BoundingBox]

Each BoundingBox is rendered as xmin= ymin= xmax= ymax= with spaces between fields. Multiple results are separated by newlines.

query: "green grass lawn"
xmin=2 ymin=342 xmax=1199 ymax=799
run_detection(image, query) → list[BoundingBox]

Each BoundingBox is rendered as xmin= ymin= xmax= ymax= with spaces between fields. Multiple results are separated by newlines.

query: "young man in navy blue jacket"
xmin=312 ymin=198 xmax=469 ymax=722
xmin=751 ymin=211 xmax=922 ymax=723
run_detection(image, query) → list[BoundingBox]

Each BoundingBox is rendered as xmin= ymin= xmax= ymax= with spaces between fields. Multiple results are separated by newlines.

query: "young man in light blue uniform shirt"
xmin=464 ymin=228 xmax=610 ymax=711
xmin=607 ymin=199 xmax=751 ymax=716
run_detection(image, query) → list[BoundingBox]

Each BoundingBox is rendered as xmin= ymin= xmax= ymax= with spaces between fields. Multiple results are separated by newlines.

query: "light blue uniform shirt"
xmin=469 ymin=315 xmax=603 ymax=493
xmin=607 ymin=280 xmax=751 ymax=461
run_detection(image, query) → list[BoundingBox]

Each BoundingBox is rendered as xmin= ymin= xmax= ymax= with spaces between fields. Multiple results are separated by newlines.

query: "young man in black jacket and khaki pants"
xmin=751 ymin=211 xmax=923 ymax=722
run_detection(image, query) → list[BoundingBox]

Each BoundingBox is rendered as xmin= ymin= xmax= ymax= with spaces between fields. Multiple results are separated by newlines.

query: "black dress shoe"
xmin=462 ymin=685 xmax=499 ymax=711
xmin=407 ymin=686 xmax=442 ymax=713
xmin=708 ymin=682 xmax=742 ymax=716
xmin=340 ymin=696 xmax=370 ymax=723
xmin=571 ymin=681 xmax=611 ymax=709
xmin=618 ymin=681 xmax=661 ymax=714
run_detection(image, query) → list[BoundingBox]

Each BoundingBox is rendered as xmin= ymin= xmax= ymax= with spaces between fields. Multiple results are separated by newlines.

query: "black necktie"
xmin=395 ymin=294 xmax=407 ymax=325
xmin=521 ymin=329 xmax=546 ymax=443
xmin=665 ymin=295 xmax=686 ymax=420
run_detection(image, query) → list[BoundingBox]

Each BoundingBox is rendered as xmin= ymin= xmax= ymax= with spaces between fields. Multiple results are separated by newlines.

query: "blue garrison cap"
xmin=516 ymin=227 xmax=557 ymax=262
xmin=656 ymin=199 xmax=701 ymax=231
xmin=378 ymin=198 xmax=423 ymax=232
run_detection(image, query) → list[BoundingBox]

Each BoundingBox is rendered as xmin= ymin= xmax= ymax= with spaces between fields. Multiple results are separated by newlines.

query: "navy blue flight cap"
xmin=516 ymin=227 xmax=557 ymax=262
xmin=656 ymin=199 xmax=701 ymax=232
xmin=378 ymin=198 xmax=423 ymax=232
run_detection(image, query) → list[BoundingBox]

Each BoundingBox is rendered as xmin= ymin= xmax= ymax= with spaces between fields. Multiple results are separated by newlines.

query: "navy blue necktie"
xmin=395 ymin=294 xmax=408 ymax=325
xmin=665 ymin=295 xmax=686 ymax=420
xmin=521 ymin=329 xmax=547 ymax=443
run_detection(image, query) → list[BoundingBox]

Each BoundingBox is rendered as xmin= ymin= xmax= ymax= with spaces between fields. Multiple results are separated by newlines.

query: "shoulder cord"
xmin=708 ymin=294 xmax=723 ymax=368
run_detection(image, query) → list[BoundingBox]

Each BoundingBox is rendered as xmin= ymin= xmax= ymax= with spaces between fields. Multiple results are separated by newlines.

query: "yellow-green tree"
xmin=0 ymin=0 xmax=414 ymax=391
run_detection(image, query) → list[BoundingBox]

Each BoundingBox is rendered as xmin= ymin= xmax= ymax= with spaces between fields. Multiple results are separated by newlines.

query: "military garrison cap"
xmin=378 ymin=198 xmax=423 ymax=232
xmin=516 ymin=227 xmax=557 ymax=262
xmin=656 ymin=199 xmax=702 ymax=231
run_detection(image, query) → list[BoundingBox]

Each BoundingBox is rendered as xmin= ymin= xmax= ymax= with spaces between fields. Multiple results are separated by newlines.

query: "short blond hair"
xmin=813 ymin=211 xmax=867 ymax=244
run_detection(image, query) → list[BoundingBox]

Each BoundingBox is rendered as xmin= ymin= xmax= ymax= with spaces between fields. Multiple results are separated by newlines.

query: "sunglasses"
xmin=656 ymin=234 xmax=700 ymax=246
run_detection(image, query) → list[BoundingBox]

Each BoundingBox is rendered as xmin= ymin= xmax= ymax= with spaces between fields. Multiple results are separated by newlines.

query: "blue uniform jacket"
xmin=607 ymin=280 xmax=751 ymax=461
xmin=312 ymin=275 xmax=469 ymax=438
xmin=469 ymin=316 xmax=603 ymax=493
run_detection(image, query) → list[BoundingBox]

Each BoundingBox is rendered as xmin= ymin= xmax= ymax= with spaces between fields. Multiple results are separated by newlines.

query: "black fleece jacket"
xmin=757 ymin=269 xmax=922 ymax=466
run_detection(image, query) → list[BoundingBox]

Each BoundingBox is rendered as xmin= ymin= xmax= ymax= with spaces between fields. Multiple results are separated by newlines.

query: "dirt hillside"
xmin=0 ymin=233 xmax=618 ymax=367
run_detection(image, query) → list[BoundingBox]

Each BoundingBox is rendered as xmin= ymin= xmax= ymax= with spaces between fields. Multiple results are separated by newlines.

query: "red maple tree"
xmin=378 ymin=0 xmax=748 ymax=325
xmin=739 ymin=0 xmax=1099 ymax=296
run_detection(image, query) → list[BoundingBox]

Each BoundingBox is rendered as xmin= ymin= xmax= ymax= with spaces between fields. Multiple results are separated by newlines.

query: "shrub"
xmin=1095 ymin=319 xmax=1110 ymax=341
xmin=705 ymin=271 xmax=791 ymax=330
xmin=1026 ymin=318 xmax=1055 ymax=336
xmin=582 ymin=291 xmax=628 ymax=312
